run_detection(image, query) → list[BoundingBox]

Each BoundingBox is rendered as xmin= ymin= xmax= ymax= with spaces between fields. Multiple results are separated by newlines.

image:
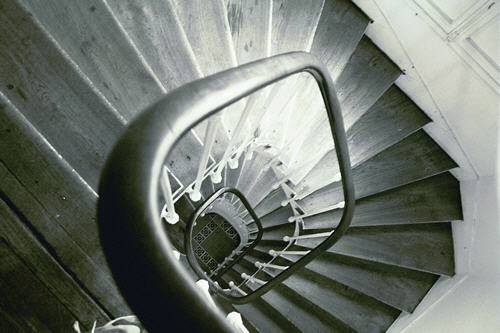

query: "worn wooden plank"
xmin=295 ymin=84 xmax=432 ymax=196
xmin=284 ymin=111 xmax=335 ymax=183
xmin=238 ymin=152 xmax=272 ymax=197
xmin=279 ymin=0 xmax=370 ymax=160
xmin=252 ymin=244 xmax=437 ymax=312
xmin=261 ymin=206 xmax=294 ymax=228
xmin=298 ymin=223 xmax=455 ymax=275
xmin=234 ymin=299 xmax=298 ymax=333
xmin=263 ymin=285 xmax=352 ymax=333
xmin=235 ymin=256 xmax=357 ymax=332
xmin=0 ymin=198 xmax=109 ymax=327
xmin=169 ymin=0 xmax=241 ymax=140
xmin=171 ymin=0 xmax=236 ymax=75
xmin=304 ymin=172 xmax=462 ymax=229
xmin=261 ymin=223 xmax=295 ymax=241
xmin=306 ymin=253 xmax=439 ymax=313
xmin=0 ymin=3 xmax=124 ymax=189
xmin=254 ymin=0 xmax=324 ymax=151
xmin=300 ymin=130 xmax=458 ymax=212
xmin=246 ymin=167 xmax=281 ymax=207
xmin=166 ymin=132 xmax=205 ymax=186
xmin=0 ymin=99 xmax=108 ymax=266
xmin=254 ymin=188 xmax=288 ymax=217
xmin=311 ymin=0 xmax=370 ymax=81
xmin=19 ymin=0 xmax=165 ymax=119
xmin=107 ymin=0 xmax=202 ymax=92
xmin=0 ymin=162 xmax=130 ymax=318
xmin=0 ymin=239 xmax=79 ymax=332
xmin=280 ymin=34 xmax=402 ymax=190
xmin=271 ymin=0 xmax=324 ymax=54
xmin=0 ymin=97 xmax=107 ymax=264
xmin=0 ymin=306 xmax=40 ymax=332
xmin=336 ymin=36 xmax=402 ymax=130
xmin=284 ymin=270 xmax=400 ymax=332
xmin=225 ymin=0 xmax=271 ymax=64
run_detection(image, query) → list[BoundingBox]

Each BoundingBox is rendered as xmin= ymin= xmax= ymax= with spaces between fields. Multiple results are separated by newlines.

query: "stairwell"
xmin=0 ymin=0 xmax=467 ymax=332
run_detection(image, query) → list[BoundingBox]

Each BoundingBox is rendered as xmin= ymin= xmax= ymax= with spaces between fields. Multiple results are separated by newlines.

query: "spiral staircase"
xmin=0 ymin=0 xmax=465 ymax=332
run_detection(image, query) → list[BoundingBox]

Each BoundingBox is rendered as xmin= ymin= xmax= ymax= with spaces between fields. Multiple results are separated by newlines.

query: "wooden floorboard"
xmin=107 ymin=0 xmax=202 ymax=92
xmin=19 ymin=0 xmax=165 ymax=119
xmin=225 ymin=0 xmax=271 ymax=64
xmin=0 ymin=198 xmax=109 ymax=328
xmin=0 ymin=3 xmax=124 ymax=189
xmin=0 ymin=239 xmax=79 ymax=332
xmin=0 ymin=101 xmax=130 ymax=316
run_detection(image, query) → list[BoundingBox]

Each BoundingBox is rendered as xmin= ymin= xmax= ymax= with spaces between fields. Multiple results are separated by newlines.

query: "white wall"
xmin=354 ymin=0 xmax=499 ymax=179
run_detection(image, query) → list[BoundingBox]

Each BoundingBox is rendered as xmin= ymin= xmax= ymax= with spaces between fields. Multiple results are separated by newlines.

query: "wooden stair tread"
xmin=107 ymin=0 xmax=202 ymax=92
xmin=311 ymin=0 xmax=370 ymax=80
xmin=300 ymin=129 xmax=458 ymax=212
xmin=254 ymin=188 xmax=289 ymax=218
xmin=0 ymin=238 xmax=79 ymax=332
xmin=165 ymin=132 xmax=205 ymax=186
xmin=171 ymin=0 xmax=236 ymax=76
xmin=237 ymin=152 xmax=272 ymax=196
xmin=225 ymin=0 xmax=271 ymax=64
xmin=271 ymin=0 xmax=323 ymax=54
xmin=0 ymin=199 xmax=111 ymax=328
xmin=284 ymin=270 xmax=400 ymax=332
xmin=298 ymin=223 xmax=455 ymax=275
xmin=261 ymin=223 xmax=295 ymax=242
xmin=280 ymin=0 xmax=371 ymax=172
xmin=234 ymin=298 xmax=299 ymax=333
xmin=0 ymin=101 xmax=105 ymax=269
xmin=305 ymin=252 xmax=439 ymax=313
xmin=234 ymin=255 xmax=364 ymax=332
xmin=0 ymin=163 xmax=130 ymax=317
xmin=295 ymin=84 xmax=432 ymax=195
xmin=336 ymin=36 xmax=402 ymax=130
xmin=20 ymin=0 xmax=165 ymax=119
xmin=0 ymin=4 xmax=124 ymax=189
xmin=245 ymin=167 xmax=281 ymax=207
xmin=304 ymin=172 xmax=463 ymax=229
xmin=252 ymin=245 xmax=438 ymax=313
xmin=261 ymin=206 xmax=295 ymax=229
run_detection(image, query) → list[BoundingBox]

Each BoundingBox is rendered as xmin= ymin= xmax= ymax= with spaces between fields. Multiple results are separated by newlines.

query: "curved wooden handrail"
xmin=98 ymin=52 xmax=355 ymax=331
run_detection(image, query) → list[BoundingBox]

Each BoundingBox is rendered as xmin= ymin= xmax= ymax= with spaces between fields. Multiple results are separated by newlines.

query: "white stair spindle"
xmin=229 ymin=281 xmax=247 ymax=296
xmin=212 ymin=94 xmax=260 ymax=182
xmin=254 ymin=261 xmax=288 ymax=270
xmin=160 ymin=166 xmax=179 ymax=224
xmin=288 ymin=201 xmax=345 ymax=222
xmin=269 ymin=249 xmax=310 ymax=257
xmin=190 ymin=118 xmax=219 ymax=201
xmin=241 ymin=273 xmax=266 ymax=285
xmin=283 ymin=231 xmax=333 ymax=242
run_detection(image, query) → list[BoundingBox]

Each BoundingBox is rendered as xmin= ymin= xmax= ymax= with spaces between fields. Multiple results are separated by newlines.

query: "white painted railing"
xmin=160 ymin=166 xmax=179 ymax=224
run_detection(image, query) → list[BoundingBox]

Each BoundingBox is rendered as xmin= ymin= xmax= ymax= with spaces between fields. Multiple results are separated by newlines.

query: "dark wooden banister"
xmin=98 ymin=52 xmax=354 ymax=332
